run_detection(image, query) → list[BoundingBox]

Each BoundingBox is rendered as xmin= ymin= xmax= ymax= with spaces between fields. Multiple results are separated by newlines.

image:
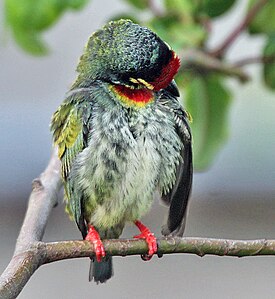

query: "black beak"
xmin=166 ymin=80 xmax=180 ymax=97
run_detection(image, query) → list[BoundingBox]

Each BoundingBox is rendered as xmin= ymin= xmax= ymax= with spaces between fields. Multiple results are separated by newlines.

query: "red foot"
xmin=85 ymin=225 xmax=105 ymax=262
xmin=134 ymin=220 xmax=157 ymax=260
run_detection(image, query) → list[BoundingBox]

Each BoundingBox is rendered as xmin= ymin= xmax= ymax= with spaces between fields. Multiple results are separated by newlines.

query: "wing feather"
xmin=51 ymin=90 xmax=92 ymax=238
xmin=159 ymin=92 xmax=193 ymax=236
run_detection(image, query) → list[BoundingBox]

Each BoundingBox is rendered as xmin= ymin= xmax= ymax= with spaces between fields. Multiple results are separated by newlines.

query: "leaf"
xmin=12 ymin=28 xmax=49 ymax=55
xmin=248 ymin=0 xmax=275 ymax=34
xmin=164 ymin=0 xmax=236 ymax=18
xmin=4 ymin=0 xmax=88 ymax=55
xmin=263 ymin=35 xmax=275 ymax=90
xmin=66 ymin=0 xmax=88 ymax=9
xmin=148 ymin=16 xmax=206 ymax=51
xmin=183 ymin=74 xmax=232 ymax=171
xmin=197 ymin=0 xmax=236 ymax=18
xmin=123 ymin=0 xmax=149 ymax=10
xmin=164 ymin=0 xmax=195 ymax=15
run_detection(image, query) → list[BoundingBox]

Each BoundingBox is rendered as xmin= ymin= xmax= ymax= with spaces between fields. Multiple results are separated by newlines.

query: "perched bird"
xmin=51 ymin=19 xmax=192 ymax=284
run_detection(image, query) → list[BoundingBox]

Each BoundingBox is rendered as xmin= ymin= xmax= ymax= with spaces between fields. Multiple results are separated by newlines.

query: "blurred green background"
xmin=1 ymin=0 xmax=275 ymax=298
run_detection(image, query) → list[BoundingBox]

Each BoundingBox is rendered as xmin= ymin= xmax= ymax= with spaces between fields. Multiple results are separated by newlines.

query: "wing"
xmin=159 ymin=90 xmax=193 ymax=237
xmin=51 ymin=89 xmax=92 ymax=238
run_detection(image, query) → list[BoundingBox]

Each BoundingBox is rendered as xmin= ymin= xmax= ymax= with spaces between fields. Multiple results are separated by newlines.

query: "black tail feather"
xmin=89 ymin=257 xmax=113 ymax=284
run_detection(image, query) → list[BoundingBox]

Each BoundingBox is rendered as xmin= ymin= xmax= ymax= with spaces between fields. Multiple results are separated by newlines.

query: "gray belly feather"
xmin=74 ymin=99 xmax=182 ymax=229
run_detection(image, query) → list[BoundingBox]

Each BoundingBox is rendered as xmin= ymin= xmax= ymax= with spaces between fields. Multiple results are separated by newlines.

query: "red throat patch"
xmin=150 ymin=51 xmax=180 ymax=91
xmin=112 ymin=85 xmax=154 ymax=107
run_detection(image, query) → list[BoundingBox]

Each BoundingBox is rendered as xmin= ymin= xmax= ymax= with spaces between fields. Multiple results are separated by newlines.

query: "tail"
xmin=89 ymin=257 xmax=113 ymax=284
xmin=86 ymin=225 xmax=123 ymax=283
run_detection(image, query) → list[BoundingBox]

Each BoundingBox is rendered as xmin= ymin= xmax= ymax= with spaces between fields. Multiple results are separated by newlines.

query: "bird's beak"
xmin=166 ymin=80 xmax=180 ymax=97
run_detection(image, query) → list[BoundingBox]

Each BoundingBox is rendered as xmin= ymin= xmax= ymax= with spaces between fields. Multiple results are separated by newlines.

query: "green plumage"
xmin=51 ymin=19 xmax=192 ymax=283
xmin=72 ymin=19 xmax=172 ymax=89
xmin=51 ymin=90 xmax=91 ymax=221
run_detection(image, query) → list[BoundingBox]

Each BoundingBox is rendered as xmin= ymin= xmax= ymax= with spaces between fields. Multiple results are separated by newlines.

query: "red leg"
xmin=133 ymin=220 xmax=157 ymax=260
xmin=85 ymin=225 xmax=105 ymax=262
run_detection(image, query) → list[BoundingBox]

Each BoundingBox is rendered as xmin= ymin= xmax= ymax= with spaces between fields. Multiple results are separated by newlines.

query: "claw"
xmin=134 ymin=220 xmax=157 ymax=260
xmin=85 ymin=225 xmax=105 ymax=262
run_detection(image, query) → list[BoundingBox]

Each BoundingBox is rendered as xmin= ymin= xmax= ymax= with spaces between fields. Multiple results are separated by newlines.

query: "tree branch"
xmin=44 ymin=237 xmax=275 ymax=261
xmin=210 ymin=0 xmax=268 ymax=58
xmin=2 ymin=236 xmax=275 ymax=298
xmin=233 ymin=54 xmax=275 ymax=67
xmin=0 ymin=148 xmax=62 ymax=299
xmin=180 ymin=48 xmax=250 ymax=82
xmin=16 ymin=147 xmax=62 ymax=252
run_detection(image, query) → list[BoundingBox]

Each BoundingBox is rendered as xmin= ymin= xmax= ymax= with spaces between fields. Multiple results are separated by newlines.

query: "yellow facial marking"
xmin=137 ymin=78 xmax=154 ymax=90
xmin=129 ymin=77 xmax=154 ymax=90
xmin=129 ymin=78 xmax=139 ymax=84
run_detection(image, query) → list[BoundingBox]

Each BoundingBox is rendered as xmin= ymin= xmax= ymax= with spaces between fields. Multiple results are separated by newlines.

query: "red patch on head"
xmin=114 ymin=85 xmax=154 ymax=104
xmin=150 ymin=51 xmax=180 ymax=91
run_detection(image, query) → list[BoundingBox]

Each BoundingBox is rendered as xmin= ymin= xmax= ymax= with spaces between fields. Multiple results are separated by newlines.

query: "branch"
xmin=211 ymin=0 xmax=268 ymax=58
xmin=16 ymin=147 xmax=62 ymax=252
xmin=180 ymin=48 xmax=250 ymax=82
xmin=233 ymin=54 xmax=275 ymax=67
xmin=43 ymin=238 xmax=275 ymax=261
xmin=0 ymin=148 xmax=62 ymax=299
xmin=2 ymin=236 xmax=275 ymax=298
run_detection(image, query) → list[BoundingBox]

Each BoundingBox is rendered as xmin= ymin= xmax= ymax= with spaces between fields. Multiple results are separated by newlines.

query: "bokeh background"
xmin=1 ymin=0 xmax=275 ymax=298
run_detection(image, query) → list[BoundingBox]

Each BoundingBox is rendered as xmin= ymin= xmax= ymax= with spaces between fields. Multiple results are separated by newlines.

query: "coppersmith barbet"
xmin=51 ymin=19 xmax=193 ymax=283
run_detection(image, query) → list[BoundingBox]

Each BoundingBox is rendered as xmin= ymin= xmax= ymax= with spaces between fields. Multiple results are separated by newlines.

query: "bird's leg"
xmin=133 ymin=220 xmax=157 ymax=261
xmin=85 ymin=225 xmax=106 ymax=262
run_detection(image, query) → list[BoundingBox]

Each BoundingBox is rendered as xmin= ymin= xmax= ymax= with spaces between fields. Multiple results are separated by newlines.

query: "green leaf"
xmin=183 ymin=74 xmax=232 ymax=171
xmin=164 ymin=0 xmax=198 ymax=27
xmin=164 ymin=0 xmax=236 ymax=18
xmin=148 ymin=16 xmax=206 ymax=51
xmin=164 ymin=0 xmax=195 ymax=15
xmin=248 ymin=0 xmax=275 ymax=34
xmin=12 ymin=28 xmax=49 ymax=55
xmin=4 ymin=0 xmax=88 ymax=55
xmin=263 ymin=35 xmax=275 ymax=90
xmin=123 ymin=0 xmax=149 ymax=10
xmin=66 ymin=0 xmax=88 ymax=9
xmin=197 ymin=0 xmax=236 ymax=18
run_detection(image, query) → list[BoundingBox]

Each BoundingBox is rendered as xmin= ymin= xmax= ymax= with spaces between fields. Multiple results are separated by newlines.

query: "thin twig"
xmin=233 ymin=54 xmax=275 ymax=67
xmin=180 ymin=48 xmax=250 ymax=82
xmin=211 ymin=0 xmax=268 ymax=58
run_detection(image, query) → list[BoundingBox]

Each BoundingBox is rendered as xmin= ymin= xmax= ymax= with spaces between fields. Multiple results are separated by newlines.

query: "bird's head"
xmin=73 ymin=19 xmax=180 ymax=101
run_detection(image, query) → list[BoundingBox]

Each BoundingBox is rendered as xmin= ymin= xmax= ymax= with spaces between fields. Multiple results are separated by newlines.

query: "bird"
xmin=51 ymin=19 xmax=192 ymax=284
